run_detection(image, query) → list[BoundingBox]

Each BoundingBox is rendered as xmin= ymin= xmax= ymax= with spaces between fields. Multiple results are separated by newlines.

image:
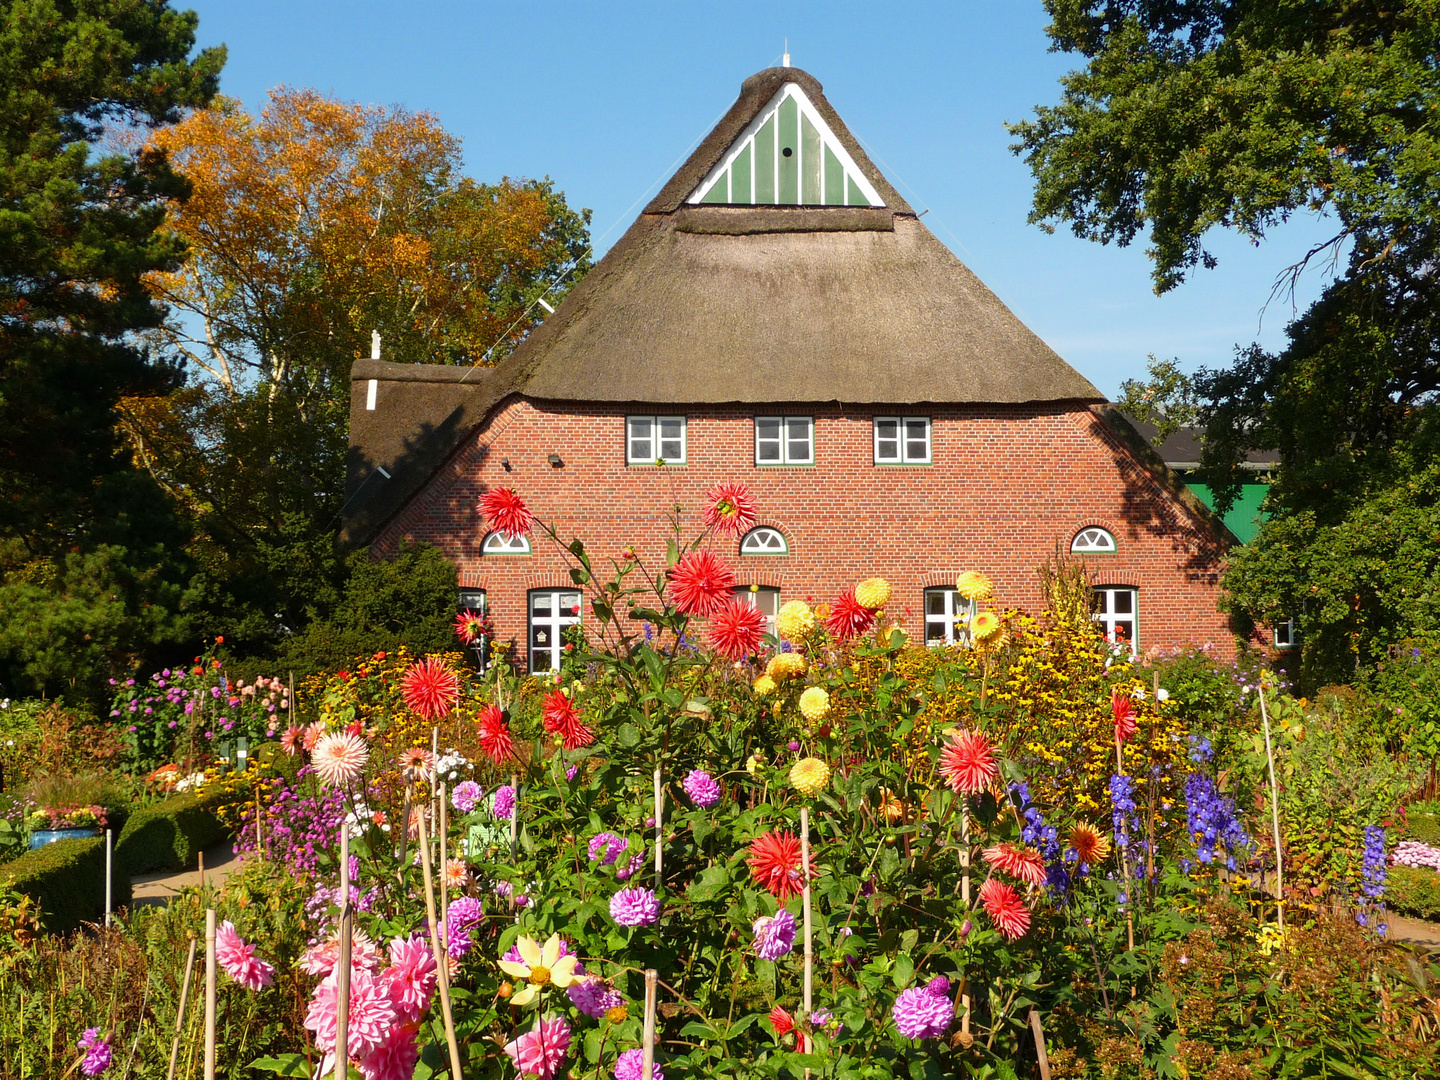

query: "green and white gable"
xmin=688 ymin=81 xmax=883 ymax=207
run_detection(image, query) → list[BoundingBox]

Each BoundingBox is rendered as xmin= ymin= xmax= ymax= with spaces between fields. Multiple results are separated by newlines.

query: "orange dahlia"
xmin=542 ymin=690 xmax=593 ymax=750
xmin=938 ymin=729 xmax=998 ymax=795
xmin=400 ymin=657 xmax=460 ymax=721
xmin=666 ymin=549 xmax=736 ymax=616
xmin=707 ymin=597 xmax=766 ymax=660
xmin=478 ymin=487 xmax=534 ymax=538
xmin=825 ymin=588 xmax=875 ymax=643
xmin=1067 ymin=821 xmax=1111 ymax=865
xmin=747 ymin=830 xmax=811 ymax=902
xmin=1112 ymin=692 xmax=1138 ymax=743
xmin=702 ymin=481 xmax=758 ymax=539
xmin=981 ymin=842 xmax=1047 ymax=887
xmin=477 ymin=705 xmax=515 ymax=764
xmin=979 ymin=877 xmax=1031 ymax=941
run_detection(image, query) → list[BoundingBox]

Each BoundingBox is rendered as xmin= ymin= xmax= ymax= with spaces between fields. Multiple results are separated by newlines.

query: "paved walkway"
xmin=1384 ymin=913 xmax=1440 ymax=950
xmin=130 ymin=840 xmax=239 ymax=907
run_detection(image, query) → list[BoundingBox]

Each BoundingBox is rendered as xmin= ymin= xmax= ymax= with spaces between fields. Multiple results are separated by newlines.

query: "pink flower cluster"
xmin=1392 ymin=838 xmax=1440 ymax=871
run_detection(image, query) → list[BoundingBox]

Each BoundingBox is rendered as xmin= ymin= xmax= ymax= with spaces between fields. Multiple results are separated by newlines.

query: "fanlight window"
xmin=740 ymin=527 xmax=788 ymax=555
xmin=1071 ymin=527 xmax=1116 ymax=553
xmin=482 ymin=531 xmax=531 ymax=555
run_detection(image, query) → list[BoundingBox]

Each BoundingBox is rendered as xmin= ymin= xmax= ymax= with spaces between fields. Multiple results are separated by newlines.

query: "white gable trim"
xmin=687 ymin=83 xmax=884 ymax=207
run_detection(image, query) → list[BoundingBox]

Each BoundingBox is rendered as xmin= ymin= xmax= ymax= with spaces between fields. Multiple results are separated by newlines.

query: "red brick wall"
xmin=373 ymin=398 xmax=1234 ymax=666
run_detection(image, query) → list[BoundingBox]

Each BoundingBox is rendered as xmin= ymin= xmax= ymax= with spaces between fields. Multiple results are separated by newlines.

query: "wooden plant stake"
xmin=641 ymin=969 xmax=658 ymax=1080
xmin=653 ymin=768 xmax=664 ymax=883
xmin=439 ymin=783 xmax=450 ymax=939
xmin=198 ymin=849 xmax=205 ymax=891
xmin=508 ymin=772 xmax=519 ymax=860
xmin=335 ymin=825 xmax=351 ymax=1080
xmin=1257 ymin=678 xmax=1286 ymax=928
xmin=203 ymin=909 xmax=216 ymax=1080
xmin=431 ymin=728 xmax=441 ymax=866
xmin=418 ymin=800 xmax=465 ymax=1078
xmin=800 ymin=808 xmax=814 ymax=1059
xmin=959 ymin=795 xmax=972 ymax=1039
xmin=1028 ymin=1008 xmax=1052 ymax=1080
xmin=396 ymin=786 xmax=412 ymax=873
xmin=166 ymin=936 xmax=197 ymax=1080
xmin=104 ymin=828 xmax=113 ymax=927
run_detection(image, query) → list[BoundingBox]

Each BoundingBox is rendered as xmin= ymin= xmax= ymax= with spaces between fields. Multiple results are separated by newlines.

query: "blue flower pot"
xmin=28 ymin=826 xmax=101 ymax=850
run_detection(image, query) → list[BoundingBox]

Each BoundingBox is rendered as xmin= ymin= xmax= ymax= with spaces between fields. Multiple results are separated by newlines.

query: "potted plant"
xmin=21 ymin=773 xmax=116 ymax=849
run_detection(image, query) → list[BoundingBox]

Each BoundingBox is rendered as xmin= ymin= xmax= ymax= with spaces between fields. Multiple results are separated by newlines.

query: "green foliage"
xmin=114 ymin=790 xmax=224 ymax=875
xmin=1116 ymin=356 xmax=1202 ymax=444
xmin=1401 ymin=811 xmax=1440 ymax=846
xmin=1 ymin=837 xmax=130 ymax=934
xmin=1365 ymin=639 xmax=1440 ymax=763
xmin=1387 ymin=866 xmax=1440 ymax=921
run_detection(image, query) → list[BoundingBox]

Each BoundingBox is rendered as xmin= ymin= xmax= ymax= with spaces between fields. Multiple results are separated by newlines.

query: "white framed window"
xmin=740 ymin=527 xmax=788 ymax=555
xmin=874 ymin=417 xmax=931 ymax=464
xmin=626 ymin=415 xmax=687 ymax=464
xmin=924 ymin=588 xmax=977 ymax=647
xmin=755 ymin=416 xmax=813 ymax=465
xmin=1092 ymin=587 xmax=1137 ymax=653
xmin=482 ymin=531 xmax=531 ymax=555
xmin=1071 ymin=527 xmax=1117 ymax=553
xmin=458 ymin=589 xmax=490 ymax=668
xmin=529 ymin=590 xmax=581 ymax=673
xmin=734 ymin=586 xmax=780 ymax=639
xmin=1274 ymin=618 xmax=1296 ymax=650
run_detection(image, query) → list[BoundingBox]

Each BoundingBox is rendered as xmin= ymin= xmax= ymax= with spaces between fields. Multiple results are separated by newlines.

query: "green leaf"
xmin=569 ymin=567 xmax=591 ymax=585
xmin=687 ymin=865 xmax=731 ymax=902
xmin=618 ymin=723 xmax=642 ymax=748
xmin=249 ymin=1056 xmax=313 ymax=1077
xmin=666 ymin=538 xmax=680 ymax=567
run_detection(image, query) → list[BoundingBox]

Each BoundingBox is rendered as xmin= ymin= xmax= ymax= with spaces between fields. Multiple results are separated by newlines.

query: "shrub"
xmin=115 ymin=789 xmax=226 ymax=875
xmin=2 ymin=836 xmax=130 ymax=933
xmin=1388 ymin=866 xmax=1440 ymax=921
xmin=1401 ymin=810 xmax=1440 ymax=845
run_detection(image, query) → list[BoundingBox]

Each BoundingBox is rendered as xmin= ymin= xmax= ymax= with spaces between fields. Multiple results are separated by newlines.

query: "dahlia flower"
xmin=769 ymin=1005 xmax=795 ymax=1039
xmin=453 ymin=608 xmax=486 ymax=644
xmin=826 ymin=588 xmax=875 ymax=642
xmin=982 ymin=843 xmax=1047 ymax=887
xmin=979 ymin=877 xmax=1031 ymax=941
xmin=215 ymin=920 xmax=275 ymax=991
xmin=752 ymin=908 xmax=797 ymax=959
xmin=707 ymin=598 xmax=766 ymax=660
xmin=304 ymin=966 xmax=397 ymax=1059
xmin=1068 ymin=821 xmax=1111 ymax=865
xmin=956 ymin=571 xmax=993 ymax=601
xmin=503 ymin=1015 xmax=571 ymax=1080
xmin=444 ymin=859 xmax=470 ymax=889
xmin=775 ymin=600 xmax=816 ymax=641
xmin=492 ymin=785 xmax=517 ymax=820
xmin=702 ymin=481 xmax=758 ymax=539
xmin=1112 ymin=692 xmax=1138 ymax=743
xmin=854 ymin=577 xmax=891 ymax=610
xmin=383 ymin=935 xmax=436 ymax=1023
xmin=311 ymin=732 xmax=369 ymax=787
xmin=666 ymin=549 xmax=735 ymax=616
xmin=476 ymin=704 xmax=515 ymax=764
xmin=397 ymin=746 xmax=435 ymax=781
xmin=498 ymin=933 xmax=582 ymax=1006
xmin=766 ymin=652 xmax=808 ymax=680
xmin=302 ymin=722 xmax=324 ymax=752
xmin=682 ymin=769 xmax=721 ymax=808
xmin=280 ymin=725 xmax=304 ymax=756
xmin=451 ymin=780 xmax=483 ymax=813
xmin=752 ymin=675 xmax=777 ymax=696
xmin=568 ymin=976 xmax=623 ymax=1019
xmin=542 ymin=690 xmax=594 ymax=749
xmin=747 ymin=830 xmax=810 ymax=901
xmin=77 ymin=1028 xmax=111 ymax=1077
xmin=789 ymin=757 xmax=830 ymax=798
xmin=299 ymin=928 xmax=381 ymax=977
xmin=938 ymin=729 xmax=997 ymax=795
xmin=616 ymin=1047 xmax=664 ymax=1080
xmin=610 ymin=887 xmax=661 ymax=927
xmin=356 ymin=1023 xmax=420 ymax=1080
xmin=969 ymin=611 xmax=1006 ymax=647
xmin=798 ymin=686 xmax=830 ymax=722
xmin=447 ymin=896 xmax=485 ymax=959
xmin=878 ymin=787 xmax=907 ymax=823
xmin=478 ymin=486 xmax=535 ymax=538
xmin=400 ymin=657 xmax=460 ymax=721
xmin=588 ymin=832 xmax=629 ymax=865
xmin=892 ymin=983 xmax=953 ymax=1040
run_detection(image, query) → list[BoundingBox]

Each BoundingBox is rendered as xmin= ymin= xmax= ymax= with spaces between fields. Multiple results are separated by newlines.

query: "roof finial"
xmin=782 ymin=38 xmax=790 ymax=68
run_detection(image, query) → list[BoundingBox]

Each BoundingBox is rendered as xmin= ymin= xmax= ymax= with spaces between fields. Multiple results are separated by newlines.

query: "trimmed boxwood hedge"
xmin=115 ymin=789 xmax=226 ymax=875
xmin=1403 ymin=811 xmax=1440 ymax=846
xmin=1389 ymin=865 xmax=1440 ymax=922
xmin=2 ymin=836 xmax=131 ymax=934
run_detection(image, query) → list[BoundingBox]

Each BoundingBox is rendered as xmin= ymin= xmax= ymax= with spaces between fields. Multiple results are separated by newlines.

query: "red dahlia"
xmin=453 ymin=608 xmax=486 ymax=644
xmin=981 ymin=842 xmax=1047 ymax=887
xmin=747 ymin=830 xmax=812 ymax=902
xmin=707 ymin=598 xmax=766 ymax=660
xmin=979 ymin=877 xmax=1031 ymax=941
xmin=1112 ymin=692 xmax=1138 ymax=744
xmin=476 ymin=705 xmax=515 ymax=764
xmin=938 ymin=729 xmax=998 ymax=795
xmin=400 ymin=657 xmax=460 ymax=721
xmin=825 ymin=588 xmax=875 ymax=643
xmin=478 ymin=487 xmax=534 ymax=538
xmin=541 ymin=690 xmax=594 ymax=750
xmin=702 ymin=481 xmax=758 ymax=539
xmin=666 ymin=549 xmax=736 ymax=616
xmin=768 ymin=1005 xmax=795 ymax=1039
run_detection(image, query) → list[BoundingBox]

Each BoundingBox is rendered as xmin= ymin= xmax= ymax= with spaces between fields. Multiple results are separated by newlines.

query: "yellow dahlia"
xmin=766 ymin=652 xmax=808 ymax=681
xmin=798 ymin=686 xmax=830 ymax=722
xmin=752 ymin=675 xmax=778 ymax=696
xmin=776 ymin=600 xmax=816 ymax=641
xmin=970 ymin=610 xmax=1007 ymax=646
xmin=854 ymin=577 xmax=891 ymax=610
xmin=956 ymin=571 xmax=993 ymax=602
xmin=789 ymin=757 xmax=830 ymax=798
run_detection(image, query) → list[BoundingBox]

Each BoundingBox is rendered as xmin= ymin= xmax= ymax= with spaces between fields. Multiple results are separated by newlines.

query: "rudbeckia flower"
xmin=497 ymin=934 xmax=581 ymax=1006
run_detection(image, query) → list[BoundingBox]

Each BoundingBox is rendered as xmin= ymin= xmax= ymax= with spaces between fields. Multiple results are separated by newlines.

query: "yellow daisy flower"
xmin=496 ymin=933 xmax=581 ymax=1006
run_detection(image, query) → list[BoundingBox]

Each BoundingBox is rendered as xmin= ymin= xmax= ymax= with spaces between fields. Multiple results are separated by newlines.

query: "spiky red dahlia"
xmin=542 ymin=690 xmax=593 ymax=750
xmin=938 ymin=729 xmax=998 ymax=795
xmin=769 ymin=1005 xmax=795 ymax=1039
xmin=747 ymin=830 xmax=811 ymax=902
xmin=1112 ymin=692 xmax=1138 ymax=743
xmin=979 ymin=878 xmax=1031 ymax=941
xmin=825 ymin=588 xmax=875 ymax=643
xmin=666 ymin=549 xmax=735 ymax=616
xmin=476 ymin=705 xmax=515 ymax=764
xmin=400 ymin=657 xmax=460 ymax=721
xmin=981 ymin=842 xmax=1047 ymax=887
xmin=478 ymin=487 xmax=534 ymax=538
xmin=702 ymin=481 xmax=758 ymax=539
xmin=453 ymin=608 xmax=487 ymax=644
xmin=707 ymin=597 xmax=766 ymax=660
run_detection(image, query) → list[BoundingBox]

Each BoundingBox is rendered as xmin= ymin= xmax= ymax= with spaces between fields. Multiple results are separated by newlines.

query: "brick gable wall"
xmin=373 ymin=398 xmax=1234 ymax=666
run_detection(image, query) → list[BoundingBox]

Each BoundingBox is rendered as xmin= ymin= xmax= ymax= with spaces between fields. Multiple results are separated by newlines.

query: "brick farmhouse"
xmin=342 ymin=66 xmax=1236 ymax=672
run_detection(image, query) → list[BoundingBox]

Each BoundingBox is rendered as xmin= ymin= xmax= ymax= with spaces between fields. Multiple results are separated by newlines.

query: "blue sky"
xmin=185 ymin=0 xmax=1341 ymax=398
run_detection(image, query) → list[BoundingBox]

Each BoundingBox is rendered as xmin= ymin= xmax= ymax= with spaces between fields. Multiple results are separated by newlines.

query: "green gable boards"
xmin=690 ymin=82 xmax=882 ymax=207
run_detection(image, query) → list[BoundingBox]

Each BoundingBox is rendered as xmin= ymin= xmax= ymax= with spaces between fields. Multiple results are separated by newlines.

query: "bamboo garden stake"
xmin=166 ymin=937 xmax=197 ymax=1080
xmin=641 ymin=969 xmax=658 ymax=1080
xmin=335 ymin=824 xmax=351 ymax=1080
xmin=104 ymin=828 xmax=112 ymax=927
xmin=509 ymin=772 xmax=519 ymax=859
xmin=439 ymin=782 xmax=450 ymax=940
xmin=203 ymin=909 xmax=216 ymax=1080
xmin=653 ymin=767 xmax=664 ymax=881
xmin=418 ymin=799 xmax=465 ymax=1078
xmin=800 ymin=807 xmax=814 ymax=1060
xmin=959 ymin=795 xmax=971 ymax=1039
xmin=1028 ymin=1008 xmax=1052 ymax=1080
xmin=1257 ymin=676 xmax=1286 ymax=928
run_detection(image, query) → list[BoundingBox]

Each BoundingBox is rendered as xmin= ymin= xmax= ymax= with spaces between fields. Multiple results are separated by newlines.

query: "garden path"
xmin=130 ymin=839 xmax=238 ymax=907
xmin=1383 ymin=913 xmax=1440 ymax=951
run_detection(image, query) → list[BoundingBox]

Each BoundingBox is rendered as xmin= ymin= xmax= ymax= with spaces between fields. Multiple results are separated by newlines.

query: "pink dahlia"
xmin=476 ymin=704 xmax=515 ymax=764
xmin=299 ymin=928 xmax=381 ymax=977
xmin=453 ymin=608 xmax=487 ymax=645
xmin=616 ymin=1047 xmax=665 ymax=1080
xmin=1112 ymin=692 xmax=1138 ymax=743
xmin=304 ymin=966 xmax=397 ymax=1059
xmin=382 ymin=935 xmax=436 ymax=1024
xmin=703 ymin=481 xmax=758 ymax=539
xmin=892 ymin=983 xmax=953 ymax=1040
xmin=683 ymin=769 xmax=721 ymax=808
xmin=609 ymin=887 xmax=661 ymax=927
xmin=504 ymin=1015 xmax=572 ymax=1080
xmin=747 ymin=830 xmax=811 ymax=902
xmin=397 ymin=746 xmax=435 ymax=782
xmin=979 ymin=877 xmax=1031 ymax=941
xmin=302 ymin=722 xmax=324 ymax=752
xmin=400 ymin=656 xmax=460 ymax=721
xmin=478 ymin=486 xmax=534 ymax=538
xmin=280 ymin=725 xmax=304 ymax=757
xmin=982 ymin=842 xmax=1047 ymax=887
xmin=311 ymin=731 xmax=369 ymax=787
xmin=357 ymin=1023 xmax=420 ymax=1080
xmin=215 ymin=920 xmax=275 ymax=991
xmin=825 ymin=588 xmax=875 ymax=643
xmin=938 ymin=729 xmax=998 ymax=795
xmin=707 ymin=597 xmax=766 ymax=660
xmin=666 ymin=549 xmax=735 ymax=616
xmin=542 ymin=690 xmax=594 ymax=750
